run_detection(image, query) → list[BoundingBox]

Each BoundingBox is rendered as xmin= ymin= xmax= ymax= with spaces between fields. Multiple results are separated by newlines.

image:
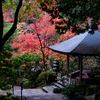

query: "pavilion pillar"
xmin=78 ymin=56 xmax=80 ymax=70
xmin=67 ymin=54 xmax=69 ymax=69
xmin=78 ymin=56 xmax=83 ymax=81
xmin=99 ymin=56 xmax=100 ymax=68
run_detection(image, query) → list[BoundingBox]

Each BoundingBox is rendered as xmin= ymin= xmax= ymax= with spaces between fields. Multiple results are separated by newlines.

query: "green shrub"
xmin=12 ymin=53 xmax=42 ymax=71
xmin=91 ymin=66 xmax=100 ymax=72
xmin=86 ymin=85 xmax=98 ymax=95
xmin=12 ymin=53 xmax=42 ymax=88
xmin=48 ymin=74 xmax=57 ymax=84
xmin=88 ymin=66 xmax=100 ymax=77
xmin=4 ymin=92 xmax=13 ymax=100
xmin=63 ymin=82 xmax=88 ymax=100
xmin=0 ymin=22 xmax=18 ymax=89
xmin=39 ymin=71 xmax=53 ymax=81
xmin=0 ymin=35 xmax=17 ymax=89
xmin=38 ymin=71 xmax=56 ymax=84
xmin=22 ymin=78 xmax=29 ymax=88
xmin=53 ymin=88 xmax=64 ymax=93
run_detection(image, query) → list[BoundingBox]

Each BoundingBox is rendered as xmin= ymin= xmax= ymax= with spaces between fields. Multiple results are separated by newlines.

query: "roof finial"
xmin=88 ymin=18 xmax=94 ymax=34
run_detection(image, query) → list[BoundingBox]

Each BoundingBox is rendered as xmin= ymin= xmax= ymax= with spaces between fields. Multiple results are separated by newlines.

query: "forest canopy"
xmin=56 ymin=0 xmax=100 ymax=33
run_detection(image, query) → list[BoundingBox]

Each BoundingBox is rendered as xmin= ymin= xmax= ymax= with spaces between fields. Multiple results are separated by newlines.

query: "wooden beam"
xmin=99 ymin=56 xmax=100 ymax=68
xmin=78 ymin=56 xmax=80 ymax=70
xmin=79 ymin=56 xmax=83 ymax=81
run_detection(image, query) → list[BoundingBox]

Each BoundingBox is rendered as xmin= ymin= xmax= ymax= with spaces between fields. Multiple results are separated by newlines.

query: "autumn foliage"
xmin=12 ymin=12 xmax=75 ymax=63
xmin=3 ymin=7 xmax=14 ymax=24
xmin=12 ymin=12 xmax=56 ymax=54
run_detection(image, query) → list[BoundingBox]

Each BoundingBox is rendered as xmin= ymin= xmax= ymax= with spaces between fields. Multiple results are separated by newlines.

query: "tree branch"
xmin=1 ymin=0 xmax=23 ymax=49
xmin=34 ymin=23 xmax=46 ymax=71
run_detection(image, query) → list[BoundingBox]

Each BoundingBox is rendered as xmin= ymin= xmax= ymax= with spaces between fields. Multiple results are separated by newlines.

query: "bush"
xmin=62 ymin=82 xmax=88 ymax=100
xmin=4 ymin=92 xmax=13 ymax=100
xmin=0 ymin=30 xmax=17 ymax=89
xmin=88 ymin=66 xmax=100 ymax=77
xmin=22 ymin=78 xmax=29 ymax=88
xmin=12 ymin=53 xmax=42 ymax=69
xmin=48 ymin=74 xmax=57 ymax=84
xmin=53 ymin=88 xmax=64 ymax=93
xmin=38 ymin=71 xmax=56 ymax=84
xmin=12 ymin=53 xmax=42 ymax=88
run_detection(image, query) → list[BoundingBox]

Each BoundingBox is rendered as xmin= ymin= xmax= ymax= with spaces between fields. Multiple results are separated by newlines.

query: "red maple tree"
xmin=12 ymin=10 xmax=76 ymax=63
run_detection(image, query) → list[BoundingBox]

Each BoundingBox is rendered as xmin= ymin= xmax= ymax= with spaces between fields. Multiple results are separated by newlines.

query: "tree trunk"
xmin=0 ymin=0 xmax=23 ymax=51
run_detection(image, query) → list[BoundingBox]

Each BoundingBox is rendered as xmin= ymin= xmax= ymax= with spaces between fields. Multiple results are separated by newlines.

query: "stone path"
xmin=0 ymin=86 xmax=63 ymax=100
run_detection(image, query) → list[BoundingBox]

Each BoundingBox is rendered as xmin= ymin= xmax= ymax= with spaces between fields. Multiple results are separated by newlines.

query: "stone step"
xmin=55 ymin=77 xmax=60 ymax=81
xmin=62 ymin=75 xmax=68 ymax=78
xmin=52 ymin=67 xmax=57 ymax=70
xmin=42 ymin=86 xmax=54 ymax=93
xmin=54 ymin=83 xmax=64 ymax=89
xmin=57 ymin=81 xmax=66 ymax=86
xmin=64 ymin=80 xmax=70 ymax=85
xmin=52 ymin=85 xmax=58 ymax=89
xmin=52 ymin=66 xmax=59 ymax=68
xmin=57 ymin=80 xmax=70 ymax=86
xmin=57 ymin=81 xmax=64 ymax=86
xmin=53 ymin=62 xmax=59 ymax=65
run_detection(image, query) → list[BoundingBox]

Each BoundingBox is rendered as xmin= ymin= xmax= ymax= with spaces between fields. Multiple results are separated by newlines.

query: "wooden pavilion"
xmin=48 ymin=30 xmax=100 ymax=84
